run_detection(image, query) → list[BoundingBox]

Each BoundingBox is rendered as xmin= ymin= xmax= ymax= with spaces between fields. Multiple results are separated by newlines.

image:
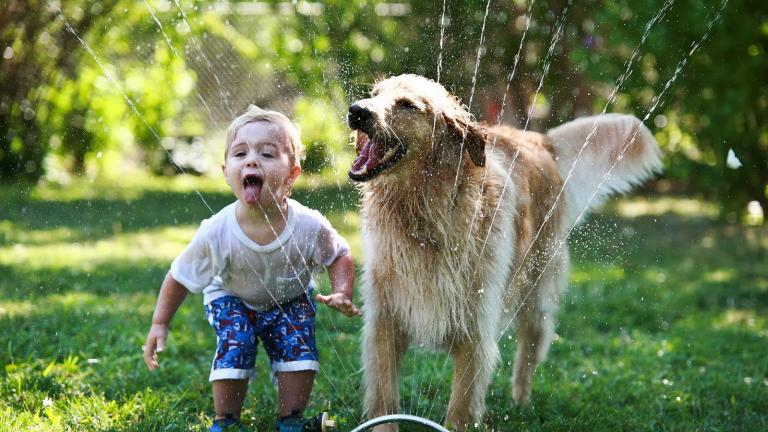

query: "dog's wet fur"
xmin=348 ymin=74 xmax=662 ymax=430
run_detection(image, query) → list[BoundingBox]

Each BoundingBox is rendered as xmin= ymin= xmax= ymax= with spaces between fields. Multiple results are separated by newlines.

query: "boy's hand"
xmin=143 ymin=324 xmax=169 ymax=370
xmin=315 ymin=292 xmax=362 ymax=317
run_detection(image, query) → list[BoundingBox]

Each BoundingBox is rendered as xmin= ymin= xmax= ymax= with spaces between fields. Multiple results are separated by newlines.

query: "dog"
xmin=346 ymin=74 xmax=661 ymax=430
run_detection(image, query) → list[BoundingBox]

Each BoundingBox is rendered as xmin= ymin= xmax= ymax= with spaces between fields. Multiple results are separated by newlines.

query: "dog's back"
xmin=488 ymin=125 xmax=567 ymax=278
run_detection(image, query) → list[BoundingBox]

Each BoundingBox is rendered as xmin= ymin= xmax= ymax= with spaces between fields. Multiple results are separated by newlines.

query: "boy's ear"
xmin=221 ymin=164 xmax=229 ymax=185
xmin=286 ymin=165 xmax=301 ymax=188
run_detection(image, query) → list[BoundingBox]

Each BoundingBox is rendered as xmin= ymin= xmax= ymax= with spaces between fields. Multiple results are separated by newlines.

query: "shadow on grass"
xmin=2 ymin=186 xmax=767 ymax=429
xmin=0 ymin=261 xmax=169 ymax=300
xmin=0 ymin=280 xmax=366 ymax=431
xmin=0 ymin=183 xmax=358 ymax=245
xmin=566 ymin=212 xmax=768 ymax=336
xmin=481 ymin=312 xmax=768 ymax=430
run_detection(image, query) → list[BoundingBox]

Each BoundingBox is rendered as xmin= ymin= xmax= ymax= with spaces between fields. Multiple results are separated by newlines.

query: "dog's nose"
xmin=348 ymin=104 xmax=372 ymax=130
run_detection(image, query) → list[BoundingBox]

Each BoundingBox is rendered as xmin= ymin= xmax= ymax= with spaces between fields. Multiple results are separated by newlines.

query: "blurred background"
xmin=2 ymin=0 xmax=766 ymax=218
xmin=2 ymin=1 xmax=767 ymax=430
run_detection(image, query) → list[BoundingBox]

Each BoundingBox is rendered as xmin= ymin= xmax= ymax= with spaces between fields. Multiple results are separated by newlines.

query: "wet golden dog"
xmin=347 ymin=74 xmax=661 ymax=430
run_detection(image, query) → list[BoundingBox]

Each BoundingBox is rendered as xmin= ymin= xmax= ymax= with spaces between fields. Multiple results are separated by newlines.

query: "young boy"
xmin=143 ymin=105 xmax=361 ymax=432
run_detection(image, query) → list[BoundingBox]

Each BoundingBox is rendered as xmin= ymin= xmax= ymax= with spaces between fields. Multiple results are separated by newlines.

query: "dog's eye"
xmin=395 ymin=99 xmax=419 ymax=110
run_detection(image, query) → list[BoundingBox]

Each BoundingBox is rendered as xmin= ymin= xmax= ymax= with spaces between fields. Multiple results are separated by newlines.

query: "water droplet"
xmin=726 ymin=149 xmax=742 ymax=169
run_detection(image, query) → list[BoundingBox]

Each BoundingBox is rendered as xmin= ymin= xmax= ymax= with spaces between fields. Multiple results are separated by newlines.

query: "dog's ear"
xmin=464 ymin=121 xmax=487 ymax=167
xmin=443 ymin=113 xmax=487 ymax=167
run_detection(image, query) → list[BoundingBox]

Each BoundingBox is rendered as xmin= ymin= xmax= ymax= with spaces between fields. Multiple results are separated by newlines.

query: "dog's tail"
xmin=547 ymin=113 xmax=663 ymax=226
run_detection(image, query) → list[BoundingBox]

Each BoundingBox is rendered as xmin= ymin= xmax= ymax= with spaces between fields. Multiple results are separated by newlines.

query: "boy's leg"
xmin=277 ymin=370 xmax=316 ymax=417
xmin=262 ymin=292 xmax=320 ymax=419
xmin=205 ymin=296 xmax=260 ymax=423
xmin=213 ymin=379 xmax=249 ymax=419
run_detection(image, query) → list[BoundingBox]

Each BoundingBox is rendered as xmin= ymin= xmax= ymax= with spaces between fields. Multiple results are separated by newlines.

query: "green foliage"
xmin=0 ymin=0 xmax=119 ymax=182
xmin=293 ymin=97 xmax=351 ymax=173
xmin=577 ymin=0 xmax=768 ymax=214
xmin=2 ymin=0 xmax=766 ymax=212
xmin=0 ymin=177 xmax=766 ymax=430
xmin=0 ymin=0 xmax=204 ymax=181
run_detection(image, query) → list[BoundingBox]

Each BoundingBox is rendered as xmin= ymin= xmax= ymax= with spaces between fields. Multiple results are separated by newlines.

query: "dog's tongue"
xmin=244 ymin=183 xmax=261 ymax=205
xmin=351 ymin=131 xmax=385 ymax=175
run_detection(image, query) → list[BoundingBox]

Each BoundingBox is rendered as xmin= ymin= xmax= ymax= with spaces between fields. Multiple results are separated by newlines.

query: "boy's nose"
xmin=244 ymin=150 xmax=259 ymax=165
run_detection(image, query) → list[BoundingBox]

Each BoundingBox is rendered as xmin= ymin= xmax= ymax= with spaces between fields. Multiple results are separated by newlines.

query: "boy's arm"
xmin=316 ymin=253 xmax=361 ymax=317
xmin=143 ymin=272 xmax=189 ymax=370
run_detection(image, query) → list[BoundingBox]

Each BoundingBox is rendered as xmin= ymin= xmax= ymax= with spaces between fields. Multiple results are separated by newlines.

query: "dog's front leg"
xmin=362 ymin=311 xmax=409 ymax=432
xmin=446 ymin=338 xmax=499 ymax=430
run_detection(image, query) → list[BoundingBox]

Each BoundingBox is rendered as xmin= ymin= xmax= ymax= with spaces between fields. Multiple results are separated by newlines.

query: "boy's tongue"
xmin=244 ymin=183 xmax=262 ymax=205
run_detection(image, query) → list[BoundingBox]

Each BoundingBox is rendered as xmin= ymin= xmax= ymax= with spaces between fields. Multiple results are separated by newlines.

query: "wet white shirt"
xmin=171 ymin=199 xmax=349 ymax=310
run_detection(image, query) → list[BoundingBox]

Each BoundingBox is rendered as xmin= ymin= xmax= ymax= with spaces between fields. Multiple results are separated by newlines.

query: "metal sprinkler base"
xmin=349 ymin=414 xmax=450 ymax=432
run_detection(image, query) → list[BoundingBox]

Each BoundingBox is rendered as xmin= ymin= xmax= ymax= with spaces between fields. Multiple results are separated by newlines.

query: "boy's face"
xmin=222 ymin=120 xmax=301 ymax=210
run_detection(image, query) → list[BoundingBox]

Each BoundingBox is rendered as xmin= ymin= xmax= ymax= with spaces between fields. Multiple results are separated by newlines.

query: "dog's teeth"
xmin=382 ymin=147 xmax=396 ymax=161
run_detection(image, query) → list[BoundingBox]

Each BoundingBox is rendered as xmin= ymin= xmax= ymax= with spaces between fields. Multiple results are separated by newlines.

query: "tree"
xmin=3 ymin=0 xmax=765 ymax=215
xmin=0 ymin=0 xmax=121 ymax=182
xmin=359 ymin=0 xmax=767 ymax=214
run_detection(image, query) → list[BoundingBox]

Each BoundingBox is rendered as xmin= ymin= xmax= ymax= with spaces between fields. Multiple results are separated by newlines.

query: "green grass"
xmin=1 ymin=175 xmax=766 ymax=431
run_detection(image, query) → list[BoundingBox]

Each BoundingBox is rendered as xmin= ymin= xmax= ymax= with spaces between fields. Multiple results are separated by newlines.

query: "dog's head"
xmin=347 ymin=74 xmax=487 ymax=182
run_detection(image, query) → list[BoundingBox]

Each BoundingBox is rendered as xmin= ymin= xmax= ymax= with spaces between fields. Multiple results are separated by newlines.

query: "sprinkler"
xmin=305 ymin=412 xmax=337 ymax=431
xmin=349 ymin=414 xmax=450 ymax=432
xmin=306 ymin=413 xmax=449 ymax=432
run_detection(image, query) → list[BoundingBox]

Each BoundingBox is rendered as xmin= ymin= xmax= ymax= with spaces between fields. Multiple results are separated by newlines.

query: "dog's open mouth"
xmin=242 ymin=174 xmax=263 ymax=205
xmin=349 ymin=130 xmax=405 ymax=182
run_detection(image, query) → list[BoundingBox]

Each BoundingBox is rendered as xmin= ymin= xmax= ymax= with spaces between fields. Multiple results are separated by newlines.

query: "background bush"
xmin=1 ymin=0 xmax=766 ymax=216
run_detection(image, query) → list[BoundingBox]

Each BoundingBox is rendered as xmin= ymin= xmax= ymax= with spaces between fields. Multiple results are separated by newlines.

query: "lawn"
xmin=1 ymin=175 xmax=766 ymax=431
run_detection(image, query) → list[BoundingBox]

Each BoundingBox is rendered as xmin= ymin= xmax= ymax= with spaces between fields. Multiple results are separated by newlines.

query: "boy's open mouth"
xmin=242 ymin=174 xmax=263 ymax=205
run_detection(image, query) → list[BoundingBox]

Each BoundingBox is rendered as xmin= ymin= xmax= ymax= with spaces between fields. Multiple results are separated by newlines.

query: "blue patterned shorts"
xmin=204 ymin=293 xmax=319 ymax=382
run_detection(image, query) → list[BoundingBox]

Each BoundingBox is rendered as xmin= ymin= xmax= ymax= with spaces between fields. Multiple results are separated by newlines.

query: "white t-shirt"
xmin=171 ymin=199 xmax=350 ymax=311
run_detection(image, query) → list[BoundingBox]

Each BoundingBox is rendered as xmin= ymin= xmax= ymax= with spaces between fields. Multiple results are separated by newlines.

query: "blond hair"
xmin=225 ymin=105 xmax=305 ymax=168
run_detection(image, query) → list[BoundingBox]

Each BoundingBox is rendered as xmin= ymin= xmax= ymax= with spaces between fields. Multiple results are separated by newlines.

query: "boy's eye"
xmin=261 ymin=152 xmax=274 ymax=158
xmin=234 ymin=152 xmax=246 ymax=157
